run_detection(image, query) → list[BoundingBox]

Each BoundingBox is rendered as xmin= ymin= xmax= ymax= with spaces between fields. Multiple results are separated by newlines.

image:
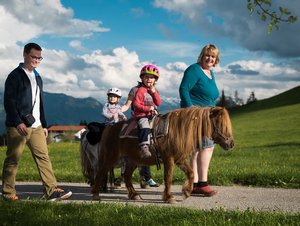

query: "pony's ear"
xmin=210 ymin=106 xmax=222 ymax=118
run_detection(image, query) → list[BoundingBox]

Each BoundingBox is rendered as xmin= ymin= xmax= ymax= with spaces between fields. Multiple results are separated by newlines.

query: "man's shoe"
xmin=191 ymin=186 xmax=218 ymax=197
xmin=140 ymin=145 xmax=151 ymax=158
xmin=140 ymin=178 xmax=160 ymax=188
xmin=2 ymin=194 xmax=19 ymax=201
xmin=48 ymin=188 xmax=72 ymax=201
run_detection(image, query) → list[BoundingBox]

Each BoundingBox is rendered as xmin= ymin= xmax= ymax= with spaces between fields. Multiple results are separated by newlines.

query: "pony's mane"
xmin=166 ymin=107 xmax=212 ymax=160
xmin=215 ymin=106 xmax=232 ymax=136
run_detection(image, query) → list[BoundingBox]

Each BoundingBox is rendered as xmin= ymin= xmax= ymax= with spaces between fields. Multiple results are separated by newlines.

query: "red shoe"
xmin=192 ymin=186 xmax=218 ymax=197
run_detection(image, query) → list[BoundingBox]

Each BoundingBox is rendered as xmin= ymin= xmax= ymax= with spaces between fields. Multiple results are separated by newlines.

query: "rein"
xmin=211 ymin=116 xmax=233 ymax=144
xmin=151 ymin=115 xmax=161 ymax=170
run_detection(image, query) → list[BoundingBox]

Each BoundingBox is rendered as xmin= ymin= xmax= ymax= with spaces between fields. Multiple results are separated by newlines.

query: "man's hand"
xmin=43 ymin=128 xmax=48 ymax=138
xmin=17 ymin=123 xmax=28 ymax=136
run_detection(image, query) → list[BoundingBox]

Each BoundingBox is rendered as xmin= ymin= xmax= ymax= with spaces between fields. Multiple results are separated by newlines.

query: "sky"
xmin=0 ymin=0 xmax=299 ymax=105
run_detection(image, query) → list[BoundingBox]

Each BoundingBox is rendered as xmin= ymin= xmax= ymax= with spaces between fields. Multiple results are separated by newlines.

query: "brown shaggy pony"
xmin=88 ymin=106 xmax=234 ymax=204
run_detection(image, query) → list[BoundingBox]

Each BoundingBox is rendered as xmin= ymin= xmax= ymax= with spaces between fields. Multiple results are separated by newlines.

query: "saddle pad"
xmin=152 ymin=113 xmax=169 ymax=138
xmin=119 ymin=118 xmax=138 ymax=138
xmin=119 ymin=114 xmax=169 ymax=139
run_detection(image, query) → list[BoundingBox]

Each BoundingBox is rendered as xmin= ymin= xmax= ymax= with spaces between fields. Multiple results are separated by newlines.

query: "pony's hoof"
xmin=163 ymin=195 xmax=176 ymax=204
xmin=166 ymin=197 xmax=176 ymax=204
xmin=92 ymin=194 xmax=100 ymax=200
xmin=133 ymin=195 xmax=141 ymax=200
xmin=182 ymin=190 xmax=191 ymax=199
xmin=129 ymin=194 xmax=141 ymax=200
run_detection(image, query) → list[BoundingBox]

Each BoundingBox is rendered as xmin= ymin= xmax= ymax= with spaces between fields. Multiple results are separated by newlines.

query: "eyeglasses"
xmin=30 ymin=55 xmax=43 ymax=61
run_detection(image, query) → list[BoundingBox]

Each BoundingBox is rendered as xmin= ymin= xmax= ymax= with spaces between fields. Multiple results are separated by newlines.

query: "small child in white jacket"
xmin=102 ymin=88 xmax=126 ymax=125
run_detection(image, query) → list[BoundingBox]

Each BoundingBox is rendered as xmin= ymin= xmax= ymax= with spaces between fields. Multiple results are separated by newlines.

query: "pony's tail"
xmin=80 ymin=130 xmax=95 ymax=186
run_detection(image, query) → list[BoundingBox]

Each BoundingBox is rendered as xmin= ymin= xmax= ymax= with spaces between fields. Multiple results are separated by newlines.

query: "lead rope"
xmin=150 ymin=115 xmax=161 ymax=170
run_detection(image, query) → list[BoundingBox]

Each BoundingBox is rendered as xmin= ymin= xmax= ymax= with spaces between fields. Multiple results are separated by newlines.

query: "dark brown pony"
xmin=90 ymin=106 xmax=234 ymax=204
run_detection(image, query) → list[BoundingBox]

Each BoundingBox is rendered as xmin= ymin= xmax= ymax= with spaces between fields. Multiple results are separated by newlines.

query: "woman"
xmin=179 ymin=44 xmax=220 ymax=196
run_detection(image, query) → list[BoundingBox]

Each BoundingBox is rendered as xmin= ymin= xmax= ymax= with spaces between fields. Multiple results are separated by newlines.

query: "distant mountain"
xmin=2 ymin=85 xmax=298 ymax=134
xmin=0 ymin=92 xmax=105 ymax=134
xmin=0 ymin=91 xmax=180 ymax=134
xmin=43 ymin=92 xmax=104 ymax=126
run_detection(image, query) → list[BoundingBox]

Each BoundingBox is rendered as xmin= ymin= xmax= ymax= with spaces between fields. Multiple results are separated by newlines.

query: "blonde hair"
xmin=197 ymin=44 xmax=220 ymax=67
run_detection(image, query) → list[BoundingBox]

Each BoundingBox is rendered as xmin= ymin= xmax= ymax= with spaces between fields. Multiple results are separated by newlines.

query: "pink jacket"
xmin=132 ymin=85 xmax=162 ymax=118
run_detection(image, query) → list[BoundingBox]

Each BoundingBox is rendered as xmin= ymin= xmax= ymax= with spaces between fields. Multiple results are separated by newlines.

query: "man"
xmin=1 ymin=43 xmax=72 ymax=201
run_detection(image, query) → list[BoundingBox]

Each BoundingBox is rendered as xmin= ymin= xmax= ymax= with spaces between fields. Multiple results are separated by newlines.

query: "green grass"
xmin=1 ymin=104 xmax=299 ymax=188
xmin=0 ymin=202 xmax=299 ymax=226
xmin=209 ymin=103 xmax=300 ymax=188
xmin=0 ymin=87 xmax=299 ymax=225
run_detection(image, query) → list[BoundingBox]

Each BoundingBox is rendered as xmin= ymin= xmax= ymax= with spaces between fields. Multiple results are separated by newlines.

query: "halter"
xmin=211 ymin=114 xmax=234 ymax=149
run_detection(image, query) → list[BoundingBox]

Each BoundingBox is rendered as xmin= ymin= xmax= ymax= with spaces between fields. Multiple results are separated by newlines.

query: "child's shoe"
xmin=114 ymin=177 xmax=122 ymax=188
xmin=140 ymin=144 xmax=151 ymax=158
xmin=140 ymin=178 xmax=160 ymax=188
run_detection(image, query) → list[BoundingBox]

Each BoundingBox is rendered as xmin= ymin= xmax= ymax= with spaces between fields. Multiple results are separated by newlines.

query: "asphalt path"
xmin=2 ymin=182 xmax=299 ymax=213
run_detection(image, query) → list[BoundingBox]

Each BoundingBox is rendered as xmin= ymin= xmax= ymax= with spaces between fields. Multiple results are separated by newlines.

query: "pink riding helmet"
xmin=140 ymin=64 xmax=160 ymax=80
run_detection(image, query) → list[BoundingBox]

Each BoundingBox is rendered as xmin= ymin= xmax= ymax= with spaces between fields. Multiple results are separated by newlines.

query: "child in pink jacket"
xmin=132 ymin=64 xmax=162 ymax=158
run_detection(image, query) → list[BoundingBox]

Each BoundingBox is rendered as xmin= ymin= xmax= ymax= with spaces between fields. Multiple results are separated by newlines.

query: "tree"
xmin=234 ymin=90 xmax=244 ymax=106
xmin=219 ymin=89 xmax=226 ymax=107
xmin=217 ymin=90 xmax=240 ymax=108
xmin=79 ymin=120 xmax=87 ymax=126
xmin=247 ymin=0 xmax=297 ymax=33
xmin=246 ymin=91 xmax=258 ymax=104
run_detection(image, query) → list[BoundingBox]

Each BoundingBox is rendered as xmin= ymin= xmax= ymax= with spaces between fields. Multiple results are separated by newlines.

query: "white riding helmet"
xmin=107 ymin=87 xmax=122 ymax=98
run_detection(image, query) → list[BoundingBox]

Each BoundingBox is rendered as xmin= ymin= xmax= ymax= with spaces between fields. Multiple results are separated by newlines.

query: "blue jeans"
xmin=139 ymin=166 xmax=151 ymax=181
xmin=195 ymin=137 xmax=214 ymax=150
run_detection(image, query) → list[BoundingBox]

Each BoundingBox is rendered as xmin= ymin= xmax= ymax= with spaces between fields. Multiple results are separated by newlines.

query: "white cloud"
xmin=140 ymin=40 xmax=200 ymax=59
xmin=217 ymin=60 xmax=300 ymax=101
xmin=80 ymin=79 xmax=98 ymax=90
xmin=0 ymin=42 xmax=298 ymax=105
xmin=0 ymin=6 xmax=41 ymax=45
xmin=69 ymin=40 xmax=86 ymax=51
xmin=0 ymin=0 xmax=109 ymax=41
xmin=154 ymin=0 xmax=300 ymax=58
xmin=153 ymin=0 xmax=206 ymax=20
xmin=0 ymin=0 xmax=299 ymax=107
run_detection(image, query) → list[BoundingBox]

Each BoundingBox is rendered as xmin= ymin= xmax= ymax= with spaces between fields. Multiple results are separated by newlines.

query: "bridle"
xmin=211 ymin=116 xmax=234 ymax=149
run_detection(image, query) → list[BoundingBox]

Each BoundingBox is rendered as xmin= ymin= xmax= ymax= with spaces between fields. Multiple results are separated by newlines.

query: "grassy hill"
xmin=216 ymin=86 xmax=300 ymax=188
xmin=228 ymin=85 xmax=300 ymax=149
xmin=230 ymin=85 xmax=300 ymax=114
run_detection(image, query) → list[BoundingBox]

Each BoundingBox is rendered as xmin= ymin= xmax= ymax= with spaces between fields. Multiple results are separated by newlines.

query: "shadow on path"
xmin=1 ymin=182 xmax=300 ymax=213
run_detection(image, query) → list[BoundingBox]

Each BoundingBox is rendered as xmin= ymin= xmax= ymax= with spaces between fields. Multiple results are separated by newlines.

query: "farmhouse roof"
xmin=48 ymin=125 xmax=86 ymax=132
